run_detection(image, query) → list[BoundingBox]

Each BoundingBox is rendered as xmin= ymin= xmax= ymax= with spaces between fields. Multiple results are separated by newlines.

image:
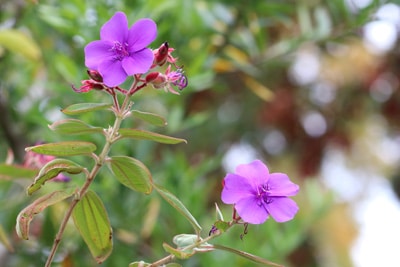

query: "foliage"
xmin=1 ymin=0 xmax=398 ymax=266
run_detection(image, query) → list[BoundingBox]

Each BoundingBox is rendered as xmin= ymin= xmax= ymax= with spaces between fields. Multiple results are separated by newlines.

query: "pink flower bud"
xmin=153 ymin=42 xmax=170 ymax=67
xmin=145 ymin=72 xmax=167 ymax=88
xmin=87 ymin=69 xmax=103 ymax=82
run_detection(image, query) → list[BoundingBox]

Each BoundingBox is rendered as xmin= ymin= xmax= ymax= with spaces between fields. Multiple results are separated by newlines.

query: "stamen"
xmin=111 ymin=41 xmax=129 ymax=61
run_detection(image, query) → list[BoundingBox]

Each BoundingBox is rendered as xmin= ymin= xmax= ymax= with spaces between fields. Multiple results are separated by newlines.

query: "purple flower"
xmin=84 ymin=12 xmax=157 ymax=87
xmin=221 ymin=160 xmax=299 ymax=224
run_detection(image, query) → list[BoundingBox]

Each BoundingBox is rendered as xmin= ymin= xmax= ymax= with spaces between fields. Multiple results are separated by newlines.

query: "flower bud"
xmin=153 ymin=42 xmax=170 ymax=67
xmin=87 ymin=69 xmax=103 ymax=82
xmin=145 ymin=72 xmax=167 ymax=88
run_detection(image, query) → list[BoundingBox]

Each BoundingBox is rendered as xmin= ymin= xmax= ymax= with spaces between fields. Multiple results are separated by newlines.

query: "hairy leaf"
xmin=25 ymin=141 xmax=97 ymax=156
xmin=16 ymin=188 xmax=76 ymax=240
xmin=61 ymin=103 xmax=112 ymax=115
xmin=118 ymin=129 xmax=186 ymax=144
xmin=132 ymin=110 xmax=166 ymax=127
xmin=72 ymin=190 xmax=112 ymax=264
xmin=109 ymin=156 xmax=152 ymax=194
xmin=27 ymin=159 xmax=84 ymax=195
xmin=49 ymin=119 xmax=103 ymax=135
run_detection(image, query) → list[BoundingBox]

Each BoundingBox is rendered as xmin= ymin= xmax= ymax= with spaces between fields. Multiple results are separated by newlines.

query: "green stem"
xmin=44 ymin=87 xmax=132 ymax=267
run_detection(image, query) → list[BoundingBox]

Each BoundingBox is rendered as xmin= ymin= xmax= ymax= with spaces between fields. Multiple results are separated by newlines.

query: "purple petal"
xmin=267 ymin=197 xmax=299 ymax=222
xmin=268 ymin=173 xmax=299 ymax=197
xmin=235 ymin=160 xmax=269 ymax=189
xmin=98 ymin=59 xmax=127 ymax=87
xmin=84 ymin=40 xmax=114 ymax=69
xmin=100 ymin=11 xmax=128 ymax=42
xmin=127 ymin=18 xmax=157 ymax=51
xmin=235 ymin=197 xmax=269 ymax=224
xmin=121 ymin=48 xmax=154 ymax=75
xmin=221 ymin=173 xmax=254 ymax=204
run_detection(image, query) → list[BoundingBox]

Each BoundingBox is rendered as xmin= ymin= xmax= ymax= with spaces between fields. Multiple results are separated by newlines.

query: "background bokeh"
xmin=1 ymin=0 xmax=400 ymax=266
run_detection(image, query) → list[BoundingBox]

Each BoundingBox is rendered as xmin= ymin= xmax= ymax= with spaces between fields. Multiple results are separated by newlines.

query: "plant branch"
xmin=44 ymin=86 xmax=132 ymax=267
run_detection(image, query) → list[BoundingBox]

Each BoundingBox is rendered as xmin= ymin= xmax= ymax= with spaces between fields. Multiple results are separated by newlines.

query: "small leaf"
xmin=172 ymin=234 xmax=212 ymax=253
xmin=61 ymin=103 xmax=112 ymax=115
xmin=172 ymin=234 xmax=198 ymax=248
xmin=213 ymin=244 xmax=283 ymax=267
xmin=27 ymin=159 xmax=84 ymax=195
xmin=109 ymin=156 xmax=152 ymax=194
xmin=0 ymin=164 xmax=37 ymax=180
xmin=153 ymin=183 xmax=202 ymax=235
xmin=25 ymin=141 xmax=97 ymax=157
xmin=132 ymin=110 xmax=167 ymax=127
xmin=0 ymin=29 xmax=41 ymax=60
xmin=213 ymin=220 xmax=230 ymax=233
xmin=118 ymin=129 xmax=186 ymax=144
xmin=16 ymin=188 xmax=76 ymax=240
xmin=72 ymin=190 xmax=113 ymax=264
xmin=163 ymin=242 xmax=195 ymax=259
xmin=49 ymin=119 xmax=103 ymax=135
xmin=129 ymin=262 xmax=150 ymax=267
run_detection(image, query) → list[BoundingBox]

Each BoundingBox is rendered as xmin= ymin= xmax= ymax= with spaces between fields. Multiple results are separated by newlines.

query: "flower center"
xmin=257 ymin=183 xmax=273 ymax=207
xmin=111 ymin=41 xmax=129 ymax=61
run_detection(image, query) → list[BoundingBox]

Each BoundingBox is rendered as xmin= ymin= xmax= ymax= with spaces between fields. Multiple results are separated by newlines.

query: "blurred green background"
xmin=1 ymin=0 xmax=400 ymax=266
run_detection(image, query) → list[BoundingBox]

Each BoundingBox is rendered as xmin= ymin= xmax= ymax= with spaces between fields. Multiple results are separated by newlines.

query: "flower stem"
xmin=44 ymin=89 xmax=131 ymax=267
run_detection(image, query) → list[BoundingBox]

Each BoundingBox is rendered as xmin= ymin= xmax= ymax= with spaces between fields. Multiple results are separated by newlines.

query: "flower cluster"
xmin=75 ymin=12 xmax=187 ymax=95
xmin=221 ymin=160 xmax=299 ymax=224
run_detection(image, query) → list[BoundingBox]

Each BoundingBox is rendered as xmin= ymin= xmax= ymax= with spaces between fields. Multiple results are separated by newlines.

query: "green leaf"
xmin=72 ymin=190 xmax=113 ymax=264
xmin=109 ymin=156 xmax=152 ymax=194
xmin=172 ymin=234 xmax=213 ymax=253
xmin=118 ymin=129 xmax=187 ymax=144
xmin=16 ymin=188 xmax=76 ymax=240
xmin=132 ymin=110 xmax=167 ymax=127
xmin=153 ymin=183 xmax=202 ymax=235
xmin=0 ymin=29 xmax=41 ymax=61
xmin=49 ymin=119 xmax=103 ymax=135
xmin=0 ymin=164 xmax=37 ymax=180
xmin=213 ymin=244 xmax=283 ymax=267
xmin=163 ymin=242 xmax=195 ymax=259
xmin=61 ymin=103 xmax=112 ymax=115
xmin=128 ymin=262 xmax=150 ymax=267
xmin=172 ymin=234 xmax=198 ymax=248
xmin=213 ymin=220 xmax=230 ymax=233
xmin=27 ymin=159 xmax=84 ymax=195
xmin=25 ymin=141 xmax=97 ymax=157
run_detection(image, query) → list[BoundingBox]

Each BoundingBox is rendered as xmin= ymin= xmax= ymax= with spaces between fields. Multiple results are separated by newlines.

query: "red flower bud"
xmin=87 ymin=69 xmax=103 ymax=82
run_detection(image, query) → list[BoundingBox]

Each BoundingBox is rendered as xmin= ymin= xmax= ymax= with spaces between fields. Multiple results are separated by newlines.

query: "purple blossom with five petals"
xmin=221 ymin=160 xmax=299 ymax=224
xmin=84 ymin=12 xmax=157 ymax=87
